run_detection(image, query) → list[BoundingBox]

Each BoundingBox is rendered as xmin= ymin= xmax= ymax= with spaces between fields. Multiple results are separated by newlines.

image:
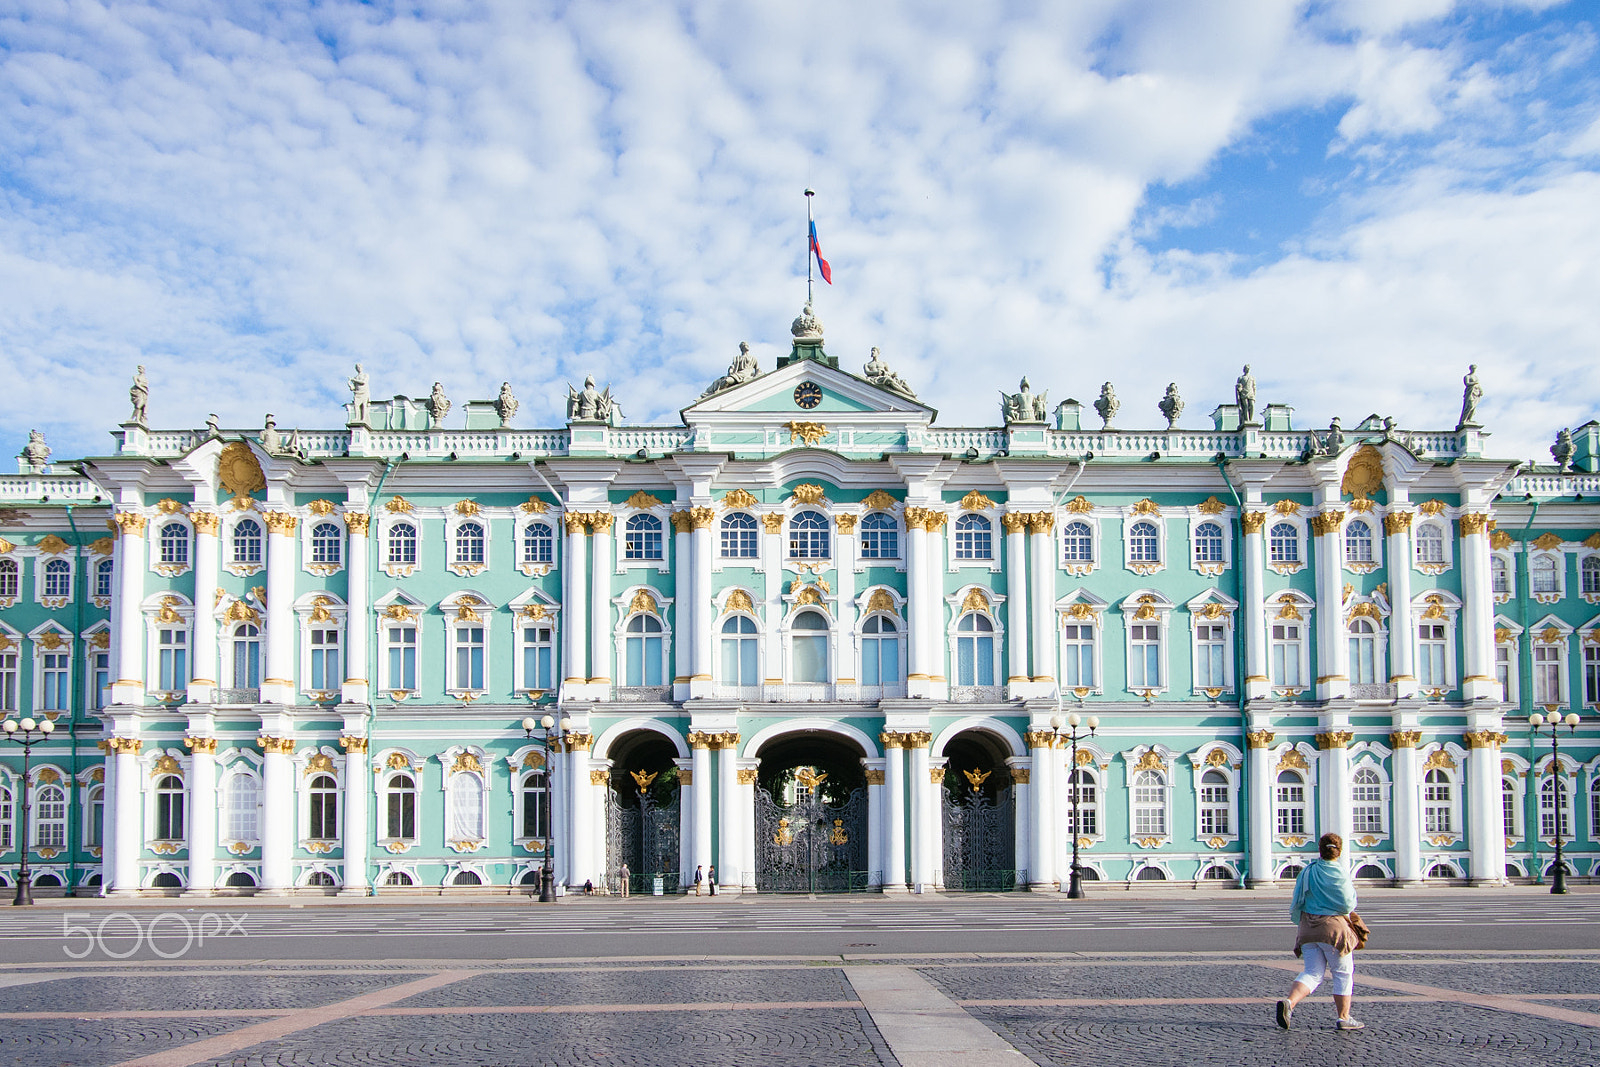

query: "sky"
xmin=1 ymin=0 xmax=1598 ymax=466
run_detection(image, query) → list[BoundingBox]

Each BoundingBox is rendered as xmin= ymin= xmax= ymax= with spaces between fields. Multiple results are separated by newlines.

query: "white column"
xmin=908 ymin=737 xmax=932 ymax=889
xmin=100 ymin=747 xmax=117 ymax=894
xmin=184 ymin=736 xmax=217 ymax=894
xmin=882 ymin=738 xmax=907 ymax=890
xmin=905 ymin=514 xmax=933 ymax=698
xmin=1386 ymin=513 xmax=1417 ymax=698
xmin=1029 ymin=515 xmax=1056 ymax=691
xmin=262 ymin=512 xmax=298 ymax=705
xmin=110 ymin=737 xmax=142 ymax=893
xmin=340 ymin=733 xmax=370 ymax=893
xmin=1004 ymin=514 xmax=1030 ymax=697
xmin=864 ymin=758 xmax=884 ymax=888
xmin=717 ymin=734 xmax=740 ymax=887
xmin=561 ymin=515 xmax=588 ymax=698
xmin=588 ymin=515 xmax=613 ymax=691
xmin=568 ymin=733 xmax=597 ymax=886
xmin=342 ymin=515 xmax=371 ymax=705
xmin=928 ymin=756 xmax=947 ymax=888
xmin=188 ymin=514 xmax=220 ymax=705
xmin=1009 ymin=758 xmax=1031 ymax=885
xmin=1466 ymin=720 xmax=1506 ymax=884
xmin=259 ymin=734 xmax=294 ymax=891
xmin=690 ymin=511 xmax=715 ymax=698
xmin=1390 ymin=727 xmax=1423 ymax=884
xmin=1246 ymin=721 xmax=1275 ymax=886
xmin=1312 ymin=510 xmax=1349 ymax=700
xmin=672 ymin=514 xmax=692 ymax=700
xmin=1459 ymin=514 xmax=1499 ymax=701
xmin=110 ymin=514 xmax=147 ymax=706
xmin=1028 ymin=730 xmax=1055 ymax=889
xmin=924 ymin=519 xmax=949 ymax=699
xmin=739 ymin=758 xmax=758 ymax=891
xmin=1318 ymin=727 xmax=1353 ymax=846
xmin=834 ymin=518 xmax=857 ymax=699
xmin=691 ymin=732 xmax=712 ymax=884
xmin=673 ymin=756 xmax=693 ymax=889
xmin=1242 ymin=514 xmax=1270 ymax=701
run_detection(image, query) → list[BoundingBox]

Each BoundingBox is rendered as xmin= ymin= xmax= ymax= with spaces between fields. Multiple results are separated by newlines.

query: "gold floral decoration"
xmin=959 ymin=490 xmax=996 ymax=511
xmin=625 ymin=491 xmax=662 ymax=510
xmin=863 ymin=490 xmax=898 ymax=510
xmin=791 ymin=483 xmax=826 ymax=505
xmin=722 ymin=488 xmax=759 ymax=509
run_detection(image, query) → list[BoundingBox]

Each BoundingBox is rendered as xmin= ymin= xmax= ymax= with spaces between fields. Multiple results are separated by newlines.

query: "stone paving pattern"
xmin=393 ymin=965 xmax=856 ymax=1008
xmin=0 ymin=972 xmax=416 ymax=1013
xmin=0 ymin=1017 xmax=270 ymax=1067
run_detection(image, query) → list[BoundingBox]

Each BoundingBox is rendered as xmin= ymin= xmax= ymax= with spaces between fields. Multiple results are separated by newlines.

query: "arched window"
xmin=624 ymin=514 xmax=663 ymax=560
xmin=448 ymin=773 xmax=484 ymax=840
xmin=95 ymin=558 xmax=114 ymax=599
xmin=0 ymin=558 xmax=18 ymax=598
xmin=453 ymin=869 xmax=483 ymax=886
xmin=222 ymin=773 xmax=260 ymax=843
xmin=520 ymin=770 xmax=549 ymax=838
xmin=1269 ymin=522 xmax=1299 ymax=564
xmin=1345 ymin=520 xmax=1374 ymax=563
xmin=720 ymin=615 xmax=759 ymax=686
xmin=1591 ymin=779 xmax=1600 ymax=842
xmin=33 ymin=782 xmax=66 ymax=848
xmin=860 ymin=513 xmax=898 ymax=559
xmin=1131 ymin=769 xmax=1167 ymax=836
xmin=1355 ymin=863 xmax=1387 ymax=879
xmin=1492 ymin=555 xmax=1511 ymax=594
xmin=1348 ymin=617 xmax=1378 ymax=685
xmin=387 ymin=522 xmax=418 ymax=565
xmin=1531 ymin=556 xmax=1559 ymax=594
xmin=1415 ymin=523 xmax=1446 ymax=565
xmin=522 ymin=522 xmax=554 ymax=564
xmin=790 ymin=611 xmax=830 ymax=683
xmin=720 ymin=513 xmax=759 ymax=558
xmin=310 ymin=523 xmax=342 ymax=565
xmin=155 ymin=775 xmax=184 ymax=840
xmin=1276 ymin=770 xmax=1307 ymax=836
xmin=309 ymin=626 xmax=341 ymax=691
xmin=385 ymin=774 xmax=417 ymax=840
xmin=861 ymin=615 xmax=900 ymax=687
xmin=232 ymin=519 xmax=263 ymax=564
xmin=788 ymin=512 xmax=830 ymax=559
xmin=1540 ymin=775 xmax=1571 ymax=839
xmin=0 ymin=784 xmax=12 ymax=851
xmin=1128 ymin=521 xmax=1160 ymax=563
xmin=1352 ymin=767 xmax=1384 ymax=834
xmin=159 ymin=523 xmax=189 ymax=566
xmin=1067 ymin=769 xmax=1097 ymax=835
xmin=383 ymin=870 xmax=413 ymax=886
xmin=231 ymin=624 xmax=261 ymax=689
xmin=1135 ymin=866 xmax=1166 ymax=881
xmin=955 ymin=613 xmax=995 ymax=686
xmin=454 ymin=522 xmax=486 ymax=565
xmin=306 ymin=870 xmax=335 ymax=887
xmin=1198 ymin=769 xmax=1230 ymax=836
xmin=1194 ymin=521 xmax=1224 ymax=565
xmin=1062 ymin=520 xmax=1094 ymax=564
xmin=624 ymin=614 xmax=664 ymax=686
xmin=308 ymin=774 xmax=338 ymax=840
xmin=953 ymin=515 xmax=992 ymax=560
xmin=42 ymin=559 xmax=71 ymax=599
xmin=1584 ymin=557 xmax=1600 ymax=596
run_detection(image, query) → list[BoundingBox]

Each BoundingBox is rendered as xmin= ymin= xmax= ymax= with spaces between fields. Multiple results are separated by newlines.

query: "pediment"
xmin=681 ymin=358 xmax=933 ymax=423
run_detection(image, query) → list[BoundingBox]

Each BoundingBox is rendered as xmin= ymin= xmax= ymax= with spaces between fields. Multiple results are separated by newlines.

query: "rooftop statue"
xmin=426 ymin=382 xmax=451 ymax=427
xmin=702 ymin=341 xmax=761 ymax=397
xmin=128 ymin=365 xmax=149 ymax=426
xmin=1158 ymin=383 xmax=1183 ymax=429
xmin=567 ymin=375 xmax=617 ymax=422
xmin=205 ymin=413 xmax=221 ymax=439
xmin=1553 ymin=427 xmax=1574 ymax=472
xmin=1320 ymin=416 xmax=1345 ymax=456
xmin=494 ymin=382 xmax=519 ymax=427
xmin=791 ymin=302 xmax=824 ymax=340
xmin=1001 ymin=377 xmax=1048 ymax=424
xmin=1094 ymin=382 xmax=1120 ymax=430
xmin=1458 ymin=364 xmax=1483 ymax=429
xmin=348 ymin=363 xmax=371 ymax=425
xmin=260 ymin=414 xmax=282 ymax=455
xmin=19 ymin=429 xmax=49 ymax=470
xmin=863 ymin=347 xmax=916 ymax=399
xmin=1235 ymin=365 xmax=1257 ymax=426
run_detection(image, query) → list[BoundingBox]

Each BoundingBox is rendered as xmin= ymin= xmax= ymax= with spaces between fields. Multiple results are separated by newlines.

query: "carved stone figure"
xmin=1553 ymin=428 xmax=1575 ymax=471
xmin=1001 ymin=377 xmax=1047 ymax=423
xmin=1235 ymin=365 xmax=1257 ymax=425
xmin=702 ymin=341 xmax=761 ymax=397
xmin=1458 ymin=364 xmax=1483 ymax=428
xmin=426 ymin=382 xmax=451 ymax=426
xmin=791 ymin=302 xmax=824 ymax=340
xmin=128 ymin=365 xmax=149 ymax=425
xmin=494 ymin=382 xmax=519 ymax=427
xmin=567 ymin=375 xmax=616 ymax=422
xmin=19 ymin=429 xmax=49 ymax=470
xmin=1094 ymin=382 xmax=1120 ymax=430
xmin=260 ymin=414 xmax=282 ymax=455
xmin=205 ymin=413 xmax=221 ymax=439
xmin=1321 ymin=416 xmax=1344 ymax=456
xmin=348 ymin=363 xmax=371 ymax=425
xmin=1158 ymin=383 xmax=1183 ymax=429
xmin=863 ymin=347 xmax=916 ymax=399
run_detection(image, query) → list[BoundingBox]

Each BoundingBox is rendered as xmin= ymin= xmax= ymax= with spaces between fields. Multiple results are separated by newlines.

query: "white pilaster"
xmin=834 ymin=519 xmax=857 ymax=698
xmin=588 ymin=515 xmax=613 ymax=693
xmin=1008 ymin=757 xmax=1031 ymax=886
xmin=673 ymin=756 xmax=693 ymax=889
xmin=1241 ymin=514 xmax=1270 ymax=701
xmin=340 ymin=723 xmax=370 ymax=893
xmin=568 ymin=733 xmax=597 ymax=886
xmin=717 ymin=735 xmax=740 ymax=888
xmin=1390 ymin=722 xmax=1423 ymax=884
xmin=261 ymin=513 xmax=297 ymax=705
xmin=923 ymin=520 xmax=949 ymax=699
xmin=258 ymin=727 xmax=294 ymax=892
xmin=739 ymin=757 xmax=758 ymax=892
xmin=1459 ymin=516 xmax=1499 ymax=700
xmin=1466 ymin=714 xmax=1507 ymax=884
xmin=110 ymin=737 xmax=142 ymax=893
xmin=908 ymin=739 xmax=932 ymax=889
xmin=882 ymin=740 xmax=907 ymax=890
xmin=1312 ymin=509 xmax=1349 ymax=700
xmin=672 ymin=515 xmax=691 ymax=701
xmin=561 ymin=516 xmax=588 ymax=699
xmin=905 ymin=517 xmax=934 ymax=698
xmin=342 ymin=515 xmax=370 ymax=705
xmin=690 ymin=512 xmax=715 ymax=698
xmin=1246 ymin=715 xmax=1275 ymax=886
xmin=1318 ymin=720 xmax=1353 ymax=846
xmin=1028 ymin=517 xmax=1056 ymax=692
xmin=1028 ymin=730 xmax=1055 ymax=889
xmin=864 ymin=757 xmax=885 ymax=889
xmin=110 ymin=515 xmax=147 ymax=705
xmin=183 ymin=731 xmax=217 ymax=895
xmin=1004 ymin=515 xmax=1030 ymax=698
xmin=1386 ymin=512 xmax=1417 ymax=698
xmin=187 ymin=515 xmax=220 ymax=705
xmin=691 ymin=733 xmax=712 ymax=883
xmin=928 ymin=756 xmax=947 ymax=889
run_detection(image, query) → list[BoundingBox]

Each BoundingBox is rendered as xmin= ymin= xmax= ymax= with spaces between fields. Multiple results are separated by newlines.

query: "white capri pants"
xmin=1295 ymin=942 xmax=1354 ymax=997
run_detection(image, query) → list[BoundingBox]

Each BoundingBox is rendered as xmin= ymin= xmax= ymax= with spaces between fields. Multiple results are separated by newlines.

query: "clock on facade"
xmin=794 ymin=382 xmax=823 ymax=410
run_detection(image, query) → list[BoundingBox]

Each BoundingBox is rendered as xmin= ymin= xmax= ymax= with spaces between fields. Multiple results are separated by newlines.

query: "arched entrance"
xmin=941 ymin=730 xmax=1018 ymax=891
xmin=604 ymin=730 xmax=681 ymax=894
xmin=753 ymin=731 xmax=870 ymax=893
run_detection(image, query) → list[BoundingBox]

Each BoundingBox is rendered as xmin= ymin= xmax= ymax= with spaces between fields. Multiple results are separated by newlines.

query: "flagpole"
xmin=804 ymin=188 xmax=815 ymax=306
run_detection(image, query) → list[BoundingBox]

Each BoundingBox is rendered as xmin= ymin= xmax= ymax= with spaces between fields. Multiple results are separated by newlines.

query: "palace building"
xmin=1 ymin=306 xmax=1598 ymax=895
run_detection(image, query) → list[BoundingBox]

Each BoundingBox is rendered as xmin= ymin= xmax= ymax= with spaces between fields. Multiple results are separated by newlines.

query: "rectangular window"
xmin=1497 ymin=643 xmax=1513 ymax=702
xmin=88 ymin=789 xmax=104 ymax=848
xmin=35 ymin=787 xmax=66 ymax=848
xmin=455 ymin=627 xmax=485 ymax=690
xmin=0 ymin=650 xmax=15 ymax=711
xmin=1503 ymin=779 xmax=1517 ymax=838
xmin=1418 ymin=623 xmax=1448 ymax=687
xmin=309 ymin=788 xmax=338 ymax=840
xmin=1270 ymin=623 xmax=1302 ymax=687
xmin=40 ymin=650 xmax=69 ymax=710
xmin=523 ymin=625 xmax=555 ymax=691
xmin=1128 ymin=624 xmax=1161 ymax=688
xmin=1061 ymin=624 xmax=1096 ymax=688
xmin=309 ymin=628 xmax=341 ymax=691
xmin=1424 ymin=781 xmax=1453 ymax=834
xmin=91 ymin=650 xmax=111 ymax=711
xmin=1585 ymin=644 xmax=1600 ymax=706
xmin=1194 ymin=624 xmax=1226 ymax=688
xmin=1198 ymin=782 xmax=1230 ymax=836
xmin=386 ymin=626 xmax=417 ymax=691
xmin=521 ymin=777 xmax=550 ymax=838
xmin=1534 ymin=644 xmax=1563 ymax=705
xmin=1276 ymin=778 xmax=1306 ymax=836
xmin=157 ymin=629 xmax=187 ymax=691
xmin=388 ymin=789 xmax=416 ymax=840
xmin=224 ymin=776 xmax=260 ymax=843
xmin=0 ymin=786 xmax=11 ymax=849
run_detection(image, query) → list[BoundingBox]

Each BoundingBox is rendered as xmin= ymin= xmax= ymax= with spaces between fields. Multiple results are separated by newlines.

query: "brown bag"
xmin=1347 ymin=912 xmax=1371 ymax=950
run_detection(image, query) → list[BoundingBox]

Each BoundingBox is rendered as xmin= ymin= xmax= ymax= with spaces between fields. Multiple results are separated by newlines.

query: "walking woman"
xmin=1277 ymin=832 xmax=1364 ymax=1031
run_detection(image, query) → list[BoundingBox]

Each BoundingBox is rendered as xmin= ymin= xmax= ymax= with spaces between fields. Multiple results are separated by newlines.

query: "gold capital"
xmin=1246 ymin=730 xmax=1275 ymax=749
xmin=182 ymin=736 xmax=218 ymax=754
xmin=1315 ymin=730 xmax=1353 ymax=750
xmin=1389 ymin=730 xmax=1422 ymax=749
xmin=112 ymin=512 xmax=147 ymax=536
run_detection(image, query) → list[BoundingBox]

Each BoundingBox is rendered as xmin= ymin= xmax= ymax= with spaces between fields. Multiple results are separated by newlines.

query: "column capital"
xmin=689 ymin=506 xmax=717 ymax=530
xmin=182 ymin=736 xmax=218 ymax=754
xmin=564 ymin=512 xmax=590 ymax=535
xmin=1241 ymin=511 xmax=1267 ymax=534
xmin=1245 ymin=729 xmax=1275 ymax=749
xmin=338 ymin=735 xmax=369 ymax=753
xmin=670 ymin=510 xmax=694 ymax=533
xmin=835 ymin=513 xmax=857 ymax=534
xmin=111 ymin=512 xmax=147 ymax=536
xmin=1459 ymin=512 xmax=1492 ymax=536
xmin=344 ymin=512 xmax=371 ymax=535
xmin=263 ymin=511 xmax=298 ymax=535
xmin=711 ymin=731 xmax=741 ymax=750
xmin=1389 ymin=729 xmax=1422 ymax=748
xmin=1464 ymin=730 xmax=1507 ymax=749
xmin=1001 ymin=512 xmax=1028 ymax=533
xmin=899 ymin=730 xmax=932 ymax=749
xmin=1309 ymin=510 xmax=1343 ymax=537
xmin=588 ymin=512 xmax=614 ymax=533
xmin=1315 ymin=730 xmax=1353 ymax=750
xmin=1384 ymin=511 xmax=1414 ymax=535
xmin=736 ymin=768 xmax=759 ymax=785
xmin=688 ymin=730 xmax=715 ymax=749
xmin=1024 ymin=729 xmax=1057 ymax=750
xmin=1024 ymin=511 xmax=1054 ymax=533
xmin=256 ymin=735 xmax=295 ymax=754
xmin=879 ymin=731 xmax=904 ymax=749
xmin=929 ymin=767 xmax=945 ymax=783
xmin=566 ymin=731 xmax=594 ymax=752
xmin=100 ymin=737 xmax=143 ymax=754
xmin=590 ymin=769 xmax=610 ymax=785
xmin=191 ymin=511 xmax=221 ymax=535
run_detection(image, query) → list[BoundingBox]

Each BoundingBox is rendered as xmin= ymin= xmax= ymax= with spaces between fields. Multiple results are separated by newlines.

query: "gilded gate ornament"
xmin=630 ymin=770 xmax=658 ymax=790
xmin=963 ymin=768 xmax=991 ymax=793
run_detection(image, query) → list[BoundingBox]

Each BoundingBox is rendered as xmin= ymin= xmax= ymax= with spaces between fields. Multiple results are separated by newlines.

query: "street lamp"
xmin=2 ymin=715 xmax=56 ymax=906
xmin=1528 ymin=707 xmax=1581 ymax=895
xmin=521 ymin=714 xmax=560 ymax=903
xmin=1049 ymin=711 xmax=1098 ymax=899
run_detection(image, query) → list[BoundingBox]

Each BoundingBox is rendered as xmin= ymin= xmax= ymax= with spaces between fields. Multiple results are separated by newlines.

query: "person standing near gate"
xmin=694 ymin=865 xmax=703 ymax=895
xmin=619 ymin=863 xmax=630 ymax=898
xmin=708 ymin=864 xmax=717 ymax=896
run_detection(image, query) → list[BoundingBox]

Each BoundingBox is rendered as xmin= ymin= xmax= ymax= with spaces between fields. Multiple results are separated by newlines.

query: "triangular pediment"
xmin=681 ymin=358 xmax=933 ymax=422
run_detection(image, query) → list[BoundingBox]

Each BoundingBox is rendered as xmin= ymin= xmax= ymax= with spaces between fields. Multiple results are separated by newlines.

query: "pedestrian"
xmin=583 ymin=878 xmax=593 ymax=895
xmin=708 ymin=864 xmax=717 ymax=896
xmin=694 ymin=865 xmax=703 ymax=895
xmin=1277 ymin=832 xmax=1365 ymax=1031
xmin=619 ymin=863 xmax=631 ymax=897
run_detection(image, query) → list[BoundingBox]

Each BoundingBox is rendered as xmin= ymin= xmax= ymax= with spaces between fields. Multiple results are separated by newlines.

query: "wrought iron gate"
xmin=942 ymin=789 xmax=1017 ymax=891
xmin=755 ymin=787 xmax=869 ymax=892
xmin=606 ymin=788 xmax=680 ymax=894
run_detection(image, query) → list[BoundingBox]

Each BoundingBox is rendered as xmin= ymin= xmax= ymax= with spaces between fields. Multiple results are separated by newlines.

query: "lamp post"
xmin=1049 ymin=711 xmax=1098 ymax=899
xmin=3 ymin=715 xmax=56 ymax=906
xmin=521 ymin=714 xmax=560 ymax=903
xmin=1529 ymin=707 xmax=1580 ymax=895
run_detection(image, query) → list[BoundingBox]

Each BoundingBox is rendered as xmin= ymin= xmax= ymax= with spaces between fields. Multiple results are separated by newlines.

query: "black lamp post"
xmin=522 ymin=714 xmax=561 ymax=903
xmin=3 ymin=715 xmax=57 ymax=906
xmin=1049 ymin=711 xmax=1098 ymax=899
xmin=1529 ymin=707 xmax=1580 ymax=895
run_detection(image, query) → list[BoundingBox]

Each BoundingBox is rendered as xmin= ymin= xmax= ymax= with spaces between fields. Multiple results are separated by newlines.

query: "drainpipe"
xmin=1517 ymin=500 xmax=1541 ymax=882
xmin=1215 ymin=457 xmax=1250 ymax=888
xmin=363 ymin=458 xmax=396 ymax=895
xmin=63 ymin=504 xmax=86 ymax=896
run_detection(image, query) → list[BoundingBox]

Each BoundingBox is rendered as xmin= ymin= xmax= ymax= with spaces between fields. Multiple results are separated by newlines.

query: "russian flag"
xmin=809 ymin=219 xmax=832 ymax=285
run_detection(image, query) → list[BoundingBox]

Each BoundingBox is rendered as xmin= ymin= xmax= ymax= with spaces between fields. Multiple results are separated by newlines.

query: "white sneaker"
xmin=1336 ymin=1017 xmax=1366 ymax=1031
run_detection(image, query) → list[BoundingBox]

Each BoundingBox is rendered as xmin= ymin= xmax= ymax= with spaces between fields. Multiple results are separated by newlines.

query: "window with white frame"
xmin=1349 ymin=618 xmax=1380 ymax=685
xmin=1417 ymin=621 xmax=1449 ymax=688
xmin=719 ymin=513 xmax=759 ymax=558
xmin=1503 ymin=775 xmax=1520 ymax=838
xmin=1128 ymin=521 xmax=1160 ymax=564
xmin=953 ymin=514 xmax=992 ymax=560
xmin=448 ymin=772 xmax=485 ymax=840
xmin=1198 ymin=769 xmax=1231 ymax=836
xmin=1534 ymin=639 xmax=1565 ymax=704
xmin=1590 ymin=779 xmax=1600 ymax=842
xmin=1194 ymin=622 xmax=1227 ymax=690
xmin=154 ymin=774 xmax=184 ymax=840
xmin=0 ymin=782 xmax=11 ymax=850
xmin=788 ymin=512 xmax=830 ymax=559
xmin=1415 ymin=523 xmax=1447 ymax=566
xmin=1584 ymin=557 xmax=1600 ymax=597
xmin=34 ymin=781 xmax=66 ymax=848
xmin=309 ymin=626 xmax=341 ymax=692
xmin=720 ymin=615 xmax=759 ymax=686
xmin=1424 ymin=767 xmax=1455 ymax=834
xmin=522 ymin=522 xmax=555 ymax=565
xmin=387 ymin=522 xmax=418 ymax=565
xmin=1351 ymin=767 xmax=1385 ymax=834
xmin=1492 ymin=555 xmax=1512 ymax=596
xmin=384 ymin=621 xmax=418 ymax=692
xmin=42 ymin=559 xmax=71 ymax=600
xmin=1276 ymin=770 xmax=1308 ymax=836
xmin=158 ymin=522 xmax=189 ymax=567
xmin=1129 ymin=621 xmax=1162 ymax=688
xmin=860 ymin=615 xmax=900 ymax=687
xmin=0 ymin=558 xmax=17 ymax=599
xmin=519 ymin=769 xmax=549 ymax=839
xmin=0 ymin=643 xmax=16 ymax=711
xmin=38 ymin=642 xmax=69 ymax=711
xmin=1062 ymin=621 xmax=1096 ymax=689
xmin=955 ymin=613 xmax=995 ymax=686
xmin=1540 ymin=772 xmax=1572 ymax=839
xmin=454 ymin=522 xmax=486 ymax=566
xmin=221 ymin=771 xmax=261 ymax=844
xmin=308 ymin=773 xmax=338 ymax=840
xmin=1586 ymin=642 xmax=1600 ymax=706
xmin=520 ymin=619 xmax=556 ymax=692
xmin=624 ymin=613 xmax=666 ymax=686
xmin=156 ymin=626 xmax=188 ymax=692
xmin=859 ymin=513 xmax=898 ymax=559
xmin=384 ymin=772 xmax=418 ymax=840
xmin=624 ymin=514 xmax=663 ymax=560
xmin=1531 ymin=555 xmax=1560 ymax=595
xmin=1067 ymin=768 xmax=1098 ymax=835
xmin=1270 ymin=620 xmax=1305 ymax=687
xmin=1497 ymin=635 xmax=1516 ymax=701
xmin=89 ymin=648 xmax=110 ymax=710
xmin=94 ymin=558 xmax=114 ymax=600
xmin=86 ymin=783 xmax=104 ymax=849
xmin=788 ymin=610 xmax=830 ymax=683
xmin=232 ymin=519 xmax=263 ymax=564
xmin=310 ymin=522 xmax=342 ymax=567
xmin=453 ymin=624 xmax=486 ymax=691
xmin=1062 ymin=520 xmax=1094 ymax=566
xmin=1193 ymin=521 xmax=1225 ymax=566
xmin=1345 ymin=520 xmax=1375 ymax=564
xmin=1131 ymin=769 xmax=1168 ymax=836
xmin=1269 ymin=522 xmax=1299 ymax=564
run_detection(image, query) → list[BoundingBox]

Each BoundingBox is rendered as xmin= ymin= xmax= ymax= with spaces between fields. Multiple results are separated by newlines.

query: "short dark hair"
xmin=1319 ymin=833 xmax=1343 ymax=861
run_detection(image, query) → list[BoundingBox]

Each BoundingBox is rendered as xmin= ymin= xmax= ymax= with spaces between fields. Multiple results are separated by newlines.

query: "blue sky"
xmin=1 ymin=0 xmax=1597 ymax=464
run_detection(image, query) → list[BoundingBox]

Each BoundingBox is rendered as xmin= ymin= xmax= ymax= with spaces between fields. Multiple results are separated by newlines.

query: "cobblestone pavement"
xmin=0 ymin=952 xmax=1596 ymax=1066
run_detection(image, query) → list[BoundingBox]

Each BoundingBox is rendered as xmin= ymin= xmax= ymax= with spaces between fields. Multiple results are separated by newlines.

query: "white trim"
xmin=300 ymin=515 xmax=347 ymax=578
xmin=1118 ymin=589 xmax=1174 ymax=696
xmin=946 ymin=507 xmax=1002 ymax=573
xmin=1056 ymin=512 xmax=1099 ymax=578
xmin=1121 ymin=510 xmax=1166 ymax=576
xmin=1186 ymin=508 xmax=1234 ymax=577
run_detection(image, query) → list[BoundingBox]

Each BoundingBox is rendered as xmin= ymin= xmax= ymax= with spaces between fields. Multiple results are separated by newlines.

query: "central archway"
xmin=940 ymin=729 xmax=1018 ymax=891
xmin=604 ymin=729 xmax=682 ymax=895
xmin=752 ymin=730 xmax=870 ymax=893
